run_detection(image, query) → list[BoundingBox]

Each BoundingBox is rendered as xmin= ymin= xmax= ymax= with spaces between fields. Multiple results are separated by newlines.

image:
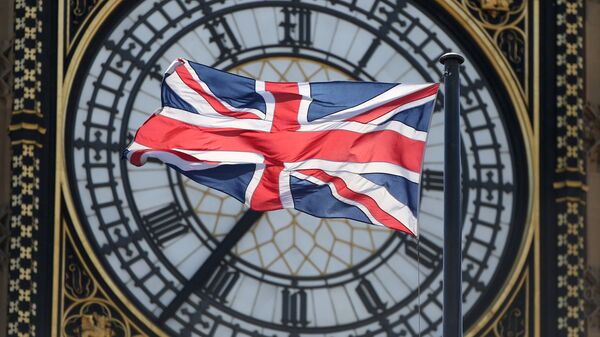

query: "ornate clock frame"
xmin=4 ymin=0 xmax=587 ymax=336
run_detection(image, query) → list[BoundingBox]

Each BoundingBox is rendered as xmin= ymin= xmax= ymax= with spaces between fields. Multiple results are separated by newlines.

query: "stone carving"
xmin=583 ymin=103 xmax=600 ymax=170
xmin=584 ymin=267 xmax=600 ymax=329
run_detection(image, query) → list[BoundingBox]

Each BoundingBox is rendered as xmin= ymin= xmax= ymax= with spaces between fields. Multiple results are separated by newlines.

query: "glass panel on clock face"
xmin=66 ymin=1 xmax=528 ymax=336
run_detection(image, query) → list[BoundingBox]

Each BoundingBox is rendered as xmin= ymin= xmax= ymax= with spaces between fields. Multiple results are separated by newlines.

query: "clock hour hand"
xmin=158 ymin=210 xmax=263 ymax=323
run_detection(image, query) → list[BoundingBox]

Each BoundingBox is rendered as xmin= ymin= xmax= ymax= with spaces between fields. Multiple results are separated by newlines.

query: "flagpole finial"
xmin=439 ymin=52 xmax=465 ymax=65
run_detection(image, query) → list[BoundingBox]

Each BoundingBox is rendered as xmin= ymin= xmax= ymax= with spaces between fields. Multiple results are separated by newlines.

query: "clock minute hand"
xmin=158 ymin=210 xmax=263 ymax=323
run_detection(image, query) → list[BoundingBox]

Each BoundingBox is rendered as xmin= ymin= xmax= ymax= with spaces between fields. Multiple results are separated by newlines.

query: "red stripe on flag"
xmin=129 ymin=150 xmax=147 ymax=167
xmin=265 ymin=82 xmax=302 ymax=131
xmin=250 ymin=165 xmax=284 ymax=210
xmin=133 ymin=114 xmax=425 ymax=172
xmin=175 ymin=65 xmax=261 ymax=120
xmin=348 ymin=84 xmax=439 ymax=123
xmin=247 ymin=82 xmax=303 ymax=209
xmin=298 ymin=169 xmax=413 ymax=234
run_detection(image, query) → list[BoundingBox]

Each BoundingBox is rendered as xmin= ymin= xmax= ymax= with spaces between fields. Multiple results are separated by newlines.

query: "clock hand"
xmin=158 ymin=209 xmax=263 ymax=323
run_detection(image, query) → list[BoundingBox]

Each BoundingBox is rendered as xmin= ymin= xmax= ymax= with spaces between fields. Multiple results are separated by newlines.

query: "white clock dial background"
xmin=66 ymin=1 xmax=528 ymax=336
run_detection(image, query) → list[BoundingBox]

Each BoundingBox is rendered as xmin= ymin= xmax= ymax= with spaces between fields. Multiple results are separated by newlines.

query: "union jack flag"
xmin=124 ymin=58 xmax=439 ymax=236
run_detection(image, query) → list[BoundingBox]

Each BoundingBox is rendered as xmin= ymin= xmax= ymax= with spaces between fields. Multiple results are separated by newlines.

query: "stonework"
xmin=0 ymin=1 xmax=14 ymax=337
xmin=586 ymin=1 xmax=600 ymax=335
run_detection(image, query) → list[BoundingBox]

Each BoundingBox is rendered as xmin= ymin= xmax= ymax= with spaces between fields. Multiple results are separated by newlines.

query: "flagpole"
xmin=440 ymin=52 xmax=464 ymax=337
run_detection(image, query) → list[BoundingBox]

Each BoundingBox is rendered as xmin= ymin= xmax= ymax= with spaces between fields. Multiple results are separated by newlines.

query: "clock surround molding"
xmin=7 ymin=0 xmax=585 ymax=336
xmin=55 ymin=1 xmax=536 ymax=336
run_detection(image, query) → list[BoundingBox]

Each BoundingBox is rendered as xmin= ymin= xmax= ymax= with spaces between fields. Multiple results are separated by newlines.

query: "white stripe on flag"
xmin=182 ymin=62 xmax=266 ymax=119
xmin=297 ymin=82 xmax=312 ymax=125
xmin=317 ymin=83 xmax=434 ymax=122
xmin=126 ymin=150 xmax=221 ymax=172
xmin=284 ymin=159 xmax=421 ymax=183
xmin=279 ymin=169 xmax=294 ymax=209
xmin=127 ymin=141 xmax=265 ymax=165
xmin=290 ymin=170 xmax=386 ymax=228
xmin=369 ymin=94 xmax=437 ymax=125
xmin=297 ymin=119 xmax=428 ymax=141
xmin=245 ymin=166 xmax=264 ymax=208
xmin=158 ymin=106 xmax=273 ymax=131
xmin=256 ymin=80 xmax=275 ymax=123
xmin=165 ymin=68 xmax=223 ymax=118
xmin=326 ymin=170 xmax=418 ymax=235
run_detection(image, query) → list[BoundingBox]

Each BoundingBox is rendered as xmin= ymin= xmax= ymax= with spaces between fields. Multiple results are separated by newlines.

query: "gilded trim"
xmin=533 ymin=1 xmax=541 ymax=335
xmin=553 ymin=181 xmax=589 ymax=190
xmin=8 ymin=123 xmax=47 ymax=134
xmin=11 ymin=109 xmax=43 ymax=118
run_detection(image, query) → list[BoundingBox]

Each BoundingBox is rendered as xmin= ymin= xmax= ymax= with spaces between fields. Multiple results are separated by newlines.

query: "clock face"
xmin=65 ymin=1 xmax=529 ymax=336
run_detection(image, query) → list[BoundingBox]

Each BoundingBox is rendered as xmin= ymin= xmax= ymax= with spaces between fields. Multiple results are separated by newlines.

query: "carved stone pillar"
xmin=0 ymin=0 xmax=14 ymax=336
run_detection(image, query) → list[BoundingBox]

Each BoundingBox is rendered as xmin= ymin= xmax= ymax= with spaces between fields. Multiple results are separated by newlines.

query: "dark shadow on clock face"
xmin=65 ymin=1 xmax=529 ymax=336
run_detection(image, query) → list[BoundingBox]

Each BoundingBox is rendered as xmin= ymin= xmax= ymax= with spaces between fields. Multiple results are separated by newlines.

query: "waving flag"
xmin=124 ymin=58 xmax=439 ymax=236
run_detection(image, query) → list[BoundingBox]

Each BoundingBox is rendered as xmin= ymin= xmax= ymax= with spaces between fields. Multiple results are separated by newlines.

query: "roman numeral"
xmin=354 ymin=39 xmax=381 ymax=77
xmin=157 ymin=210 xmax=263 ymax=324
xmin=353 ymin=2 xmax=401 ymax=76
xmin=404 ymin=236 xmax=442 ymax=269
xmin=281 ymin=288 xmax=309 ymax=327
xmin=279 ymin=6 xmax=312 ymax=50
xmin=82 ymin=162 xmax=115 ymax=169
xmin=205 ymin=16 xmax=241 ymax=61
xmin=205 ymin=264 xmax=239 ymax=304
xmin=356 ymin=278 xmax=387 ymax=314
xmin=141 ymin=203 xmax=189 ymax=247
xmin=422 ymin=169 xmax=444 ymax=191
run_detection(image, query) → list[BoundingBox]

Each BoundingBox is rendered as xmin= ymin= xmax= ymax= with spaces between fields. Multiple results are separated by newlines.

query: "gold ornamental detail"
xmin=61 ymin=228 xmax=147 ymax=337
xmin=461 ymin=0 xmax=525 ymax=30
xmin=456 ymin=0 xmax=527 ymax=95
xmin=66 ymin=0 xmax=105 ymax=53
xmin=480 ymin=0 xmax=513 ymax=17
xmin=481 ymin=269 xmax=529 ymax=337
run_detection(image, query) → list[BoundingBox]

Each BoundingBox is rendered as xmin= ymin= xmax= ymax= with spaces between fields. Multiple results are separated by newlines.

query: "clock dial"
xmin=65 ymin=1 xmax=528 ymax=336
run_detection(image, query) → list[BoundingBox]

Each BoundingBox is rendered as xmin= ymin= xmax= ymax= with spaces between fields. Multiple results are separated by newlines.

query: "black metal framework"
xmin=63 ymin=0 xmax=530 ymax=336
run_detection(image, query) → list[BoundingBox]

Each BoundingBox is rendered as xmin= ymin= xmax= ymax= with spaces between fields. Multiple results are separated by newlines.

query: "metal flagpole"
xmin=439 ymin=52 xmax=464 ymax=337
